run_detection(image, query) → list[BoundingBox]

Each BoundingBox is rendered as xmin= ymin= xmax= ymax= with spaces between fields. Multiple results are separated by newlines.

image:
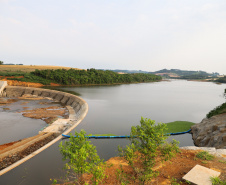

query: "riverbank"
xmin=57 ymin=148 xmax=225 ymax=185
xmin=0 ymin=133 xmax=56 ymax=171
xmin=105 ymin=148 xmax=225 ymax=185
xmin=1 ymin=76 xmax=162 ymax=88
xmin=0 ymin=77 xmax=60 ymax=87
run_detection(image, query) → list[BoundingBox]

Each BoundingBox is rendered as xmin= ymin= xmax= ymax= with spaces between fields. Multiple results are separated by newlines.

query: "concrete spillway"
xmin=0 ymin=81 xmax=7 ymax=96
xmin=0 ymin=83 xmax=88 ymax=175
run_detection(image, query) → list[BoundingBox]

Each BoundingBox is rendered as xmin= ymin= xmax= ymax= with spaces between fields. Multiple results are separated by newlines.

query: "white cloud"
xmin=0 ymin=0 xmax=226 ymax=73
xmin=8 ymin=18 xmax=22 ymax=25
xmin=201 ymin=3 xmax=219 ymax=12
xmin=138 ymin=14 xmax=148 ymax=22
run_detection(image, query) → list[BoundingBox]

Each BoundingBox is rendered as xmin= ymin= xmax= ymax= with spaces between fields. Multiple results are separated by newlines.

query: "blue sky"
xmin=1 ymin=0 xmax=226 ymax=74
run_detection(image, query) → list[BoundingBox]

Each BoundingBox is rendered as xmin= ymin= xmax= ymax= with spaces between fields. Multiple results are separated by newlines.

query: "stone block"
xmin=79 ymin=100 xmax=84 ymax=106
xmin=183 ymin=165 xmax=220 ymax=185
xmin=74 ymin=104 xmax=81 ymax=112
xmin=24 ymin=88 xmax=34 ymax=95
xmin=33 ymin=89 xmax=43 ymax=96
xmin=66 ymin=97 xmax=76 ymax=105
xmin=61 ymin=96 xmax=69 ymax=104
xmin=5 ymin=87 xmax=25 ymax=97
xmin=40 ymin=91 xmax=50 ymax=97
xmin=49 ymin=92 xmax=58 ymax=99
xmin=54 ymin=93 xmax=64 ymax=101
xmin=71 ymin=101 xmax=78 ymax=108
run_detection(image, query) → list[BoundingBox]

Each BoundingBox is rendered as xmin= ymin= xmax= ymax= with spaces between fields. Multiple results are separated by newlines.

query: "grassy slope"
xmin=165 ymin=121 xmax=195 ymax=133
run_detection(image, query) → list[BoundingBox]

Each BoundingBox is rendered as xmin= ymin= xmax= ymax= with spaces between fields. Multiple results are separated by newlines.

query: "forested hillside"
xmin=102 ymin=68 xmax=220 ymax=79
xmin=8 ymin=68 xmax=162 ymax=85
xmin=153 ymin=69 xmax=219 ymax=79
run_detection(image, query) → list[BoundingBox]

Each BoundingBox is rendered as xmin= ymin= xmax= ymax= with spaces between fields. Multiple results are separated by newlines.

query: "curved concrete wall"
xmin=0 ymin=85 xmax=88 ymax=175
xmin=2 ymin=86 xmax=87 ymax=117
xmin=0 ymin=81 xmax=7 ymax=97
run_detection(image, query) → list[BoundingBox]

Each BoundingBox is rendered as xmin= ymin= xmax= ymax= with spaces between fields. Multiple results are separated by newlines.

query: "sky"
xmin=0 ymin=0 xmax=226 ymax=74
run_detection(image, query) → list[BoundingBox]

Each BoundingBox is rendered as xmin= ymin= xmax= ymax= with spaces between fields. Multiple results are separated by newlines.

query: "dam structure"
xmin=0 ymin=82 xmax=88 ymax=175
xmin=0 ymin=81 xmax=7 ymax=96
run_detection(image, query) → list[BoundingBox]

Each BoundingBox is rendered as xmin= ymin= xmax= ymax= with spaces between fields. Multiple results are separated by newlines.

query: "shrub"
xmin=59 ymin=129 xmax=106 ymax=184
xmin=207 ymin=102 xmax=226 ymax=118
xmin=118 ymin=117 xmax=180 ymax=184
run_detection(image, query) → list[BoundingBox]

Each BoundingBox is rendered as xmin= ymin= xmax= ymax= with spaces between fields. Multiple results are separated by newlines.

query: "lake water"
xmin=0 ymin=80 xmax=226 ymax=185
xmin=0 ymin=99 xmax=60 ymax=145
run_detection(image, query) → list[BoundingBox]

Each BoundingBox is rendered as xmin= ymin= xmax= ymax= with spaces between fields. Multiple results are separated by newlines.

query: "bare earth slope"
xmin=0 ymin=65 xmax=82 ymax=87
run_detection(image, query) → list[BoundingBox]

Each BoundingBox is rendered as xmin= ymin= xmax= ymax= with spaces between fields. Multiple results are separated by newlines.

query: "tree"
xmin=0 ymin=61 xmax=3 ymax=65
xmin=118 ymin=117 xmax=179 ymax=184
xmin=59 ymin=129 xmax=106 ymax=184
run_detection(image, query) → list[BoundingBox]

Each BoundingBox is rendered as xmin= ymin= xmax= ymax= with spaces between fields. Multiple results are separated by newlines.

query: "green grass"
xmin=164 ymin=121 xmax=195 ymax=134
xmin=196 ymin=151 xmax=214 ymax=161
xmin=210 ymin=176 xmax=226 ymax=185
xmin=218 ymin=160 xmax=226 ymax=164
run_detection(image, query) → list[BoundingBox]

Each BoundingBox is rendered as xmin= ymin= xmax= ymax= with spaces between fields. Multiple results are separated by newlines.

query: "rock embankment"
xmin=191 ymin=114 xmax=226 ymax=149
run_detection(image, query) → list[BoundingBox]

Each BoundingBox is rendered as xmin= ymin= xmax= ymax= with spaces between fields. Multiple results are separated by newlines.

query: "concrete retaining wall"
xmin=0 ymin=84 xmax=88 ymax=176
xmin=0 ymin=81 xmax=7 ymax=97
xmin=1 ymin=86 xmax=87 ymax=118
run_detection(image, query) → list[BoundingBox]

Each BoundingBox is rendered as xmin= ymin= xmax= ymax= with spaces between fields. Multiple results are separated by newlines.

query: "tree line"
xmin=215 ymin=76 xmax=226 ymax=83
xmin=22 ymin=68 xmax=162 ymax=85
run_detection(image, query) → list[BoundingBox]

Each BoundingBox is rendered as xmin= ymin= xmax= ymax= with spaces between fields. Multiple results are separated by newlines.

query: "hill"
xmin=153 ymin=69 xmax=219 ymax=79
xmin=99 ymin=69 xmax=149 ymax=74
xmin=103 ymin=68 xmax=220 ymax=79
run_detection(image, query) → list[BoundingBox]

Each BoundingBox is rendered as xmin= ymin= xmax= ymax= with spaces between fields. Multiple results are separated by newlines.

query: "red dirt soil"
xmin=82 ymin=149 xmax=226 ymax=185
xmin=0 ymin=76 xmax=60 ymax=87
